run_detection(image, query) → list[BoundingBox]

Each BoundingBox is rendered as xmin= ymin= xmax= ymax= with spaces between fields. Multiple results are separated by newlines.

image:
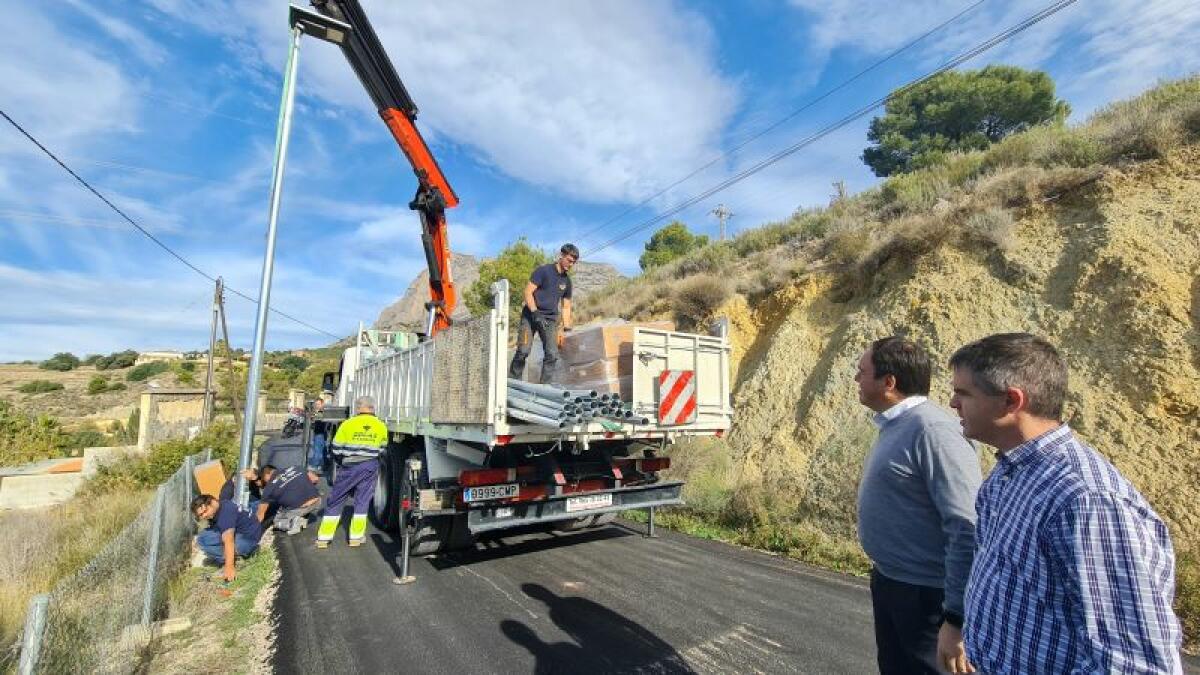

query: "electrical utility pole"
xmin=711 ymin=203 xmax=733 ymax=241
xmin=201 ymin=277 xmax=222 ymax=427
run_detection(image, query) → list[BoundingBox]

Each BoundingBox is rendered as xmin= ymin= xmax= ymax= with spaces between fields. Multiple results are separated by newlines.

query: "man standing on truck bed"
xmin=508 ymin=243 xmax=578 ymax=384
xmin=316 ymin=396 xmax=389 ymax=548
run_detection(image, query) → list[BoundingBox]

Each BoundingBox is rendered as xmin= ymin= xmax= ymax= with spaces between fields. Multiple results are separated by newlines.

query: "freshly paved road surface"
xmin=273 ymin=519 xmax=877 ymax=674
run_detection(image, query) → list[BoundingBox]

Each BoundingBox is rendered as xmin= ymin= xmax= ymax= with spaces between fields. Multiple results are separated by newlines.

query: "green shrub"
xmin=1086 ymin=76 xmax=1200 ymax=162
xmin=982 ymin=123 xmax=1102 ymax=171
xmin=963 ymin=207 xmax=1017 ymax=252
xmin=674 ymin=242 xmax=736 ymax=278
xmin=18 ymin=380 xmax=64 ymax=394
xmin=81 ymin=354 xmax=102 ymax=366
xmin=275 ymin=355 xmax=308 ymax=373
xmin=84 ymin=423 xmax=239 ymax=496
xmin=107 ymin=382 xmax=126 ymax=392
xmin=126 ymin=361 xmax=169 ymax=382
xmin=39 ymin=353 xmax=80 ymax=372
xmin=731 ymin=219 xmax=806 ymax=256
xmin=94 ymin=350 xmax=138 ymax=370
xmin=879 ymin=152 xmax=983 ymax=216
xmin=179 ymin=361 xmax=196 ymax=372
xmin=86 ymin=376 xmax=108 ymax=395
xmin=177 ymin=370 xmax=197 ymax=386
xmin=0 ymin=401 xmax=72 ymax=465
xmin=671 ymin=274 xmax=730 ymax=330
xmin=64 ymin=430 xmax=108 ymax=451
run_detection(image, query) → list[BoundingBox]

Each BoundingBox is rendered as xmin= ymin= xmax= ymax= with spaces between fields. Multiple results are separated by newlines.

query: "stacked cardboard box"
xmin=558 ymin=320 xmax=674 ymax=398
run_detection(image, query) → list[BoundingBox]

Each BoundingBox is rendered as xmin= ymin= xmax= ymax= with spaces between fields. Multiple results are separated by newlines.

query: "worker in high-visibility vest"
xmin=316 ymin=395 xmax=389 ymax=548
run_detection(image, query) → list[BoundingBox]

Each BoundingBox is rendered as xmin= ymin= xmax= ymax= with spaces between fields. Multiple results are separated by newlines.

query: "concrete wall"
xmin=82 ymin=445 xmax=145 ymax=478
xmin=0 ymin=474 xmax=86 ymax=509
xmin=137 ymin=389 xmax=210 ymax=452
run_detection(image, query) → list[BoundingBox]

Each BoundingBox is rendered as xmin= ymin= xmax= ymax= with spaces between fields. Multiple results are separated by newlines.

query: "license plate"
xmin=565 ymin=493 xmax=613 ymax=512
xmin=464 ymin=484 xmax=518 ymax=502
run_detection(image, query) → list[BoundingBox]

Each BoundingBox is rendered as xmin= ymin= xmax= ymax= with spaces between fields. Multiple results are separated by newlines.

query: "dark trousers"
xmin=323 ymin=459 xmax=378 ymax=517
xmin=869 ymin=569 xmax=943 ymax=675
xmin=508 ymin=309 xmax=559 ymax=384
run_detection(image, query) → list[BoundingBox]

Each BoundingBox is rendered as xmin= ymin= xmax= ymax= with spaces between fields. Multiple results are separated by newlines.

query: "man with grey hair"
xmin=950 ymin=333 xmax=1181 ymax=674
xmin=316 ymin=396 xmax=389 ymax=548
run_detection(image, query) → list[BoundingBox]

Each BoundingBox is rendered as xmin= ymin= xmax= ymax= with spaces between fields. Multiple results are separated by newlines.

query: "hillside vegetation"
xmin=579 ymin=76 xmax=1200 ymax=646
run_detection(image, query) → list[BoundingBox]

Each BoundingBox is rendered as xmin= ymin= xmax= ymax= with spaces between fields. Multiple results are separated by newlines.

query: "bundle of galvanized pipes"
xmin=506 ymin=379 xmax=650 ymax=428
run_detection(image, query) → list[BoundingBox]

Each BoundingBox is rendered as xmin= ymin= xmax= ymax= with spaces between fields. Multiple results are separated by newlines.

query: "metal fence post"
xmin=140 ymin=485 xmax=167 ymax=626
xmin=184 ymin=455 xmax=194 ymax=507
xmin=17 ymin=593 xmax=49 ymax=675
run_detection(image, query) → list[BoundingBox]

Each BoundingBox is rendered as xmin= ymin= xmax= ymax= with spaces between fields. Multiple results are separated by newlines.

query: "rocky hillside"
xmin=374 ymin=253 xmax=622 ymax=330
xmin=578 ymin=76 xmax=1200 ymax=644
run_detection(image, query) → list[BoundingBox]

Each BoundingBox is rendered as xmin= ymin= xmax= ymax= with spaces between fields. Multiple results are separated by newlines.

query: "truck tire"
xmin=369 ymin=444 xmax=404 ymax=532
xmin=409 ymin=515 xmax=451 ymax=556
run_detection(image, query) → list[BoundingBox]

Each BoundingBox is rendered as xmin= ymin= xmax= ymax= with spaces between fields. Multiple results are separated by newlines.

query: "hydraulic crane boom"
xmin=310 ymin=0 xmax=458 ymax=335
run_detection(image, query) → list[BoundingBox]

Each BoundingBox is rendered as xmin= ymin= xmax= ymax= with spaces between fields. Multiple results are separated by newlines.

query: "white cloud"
xmin=0 ymin=4 xmax=138 ymax=152
xmin=152 ymin=1 xmax=740 ymax=206
xmin=787 ymin=0 xmax=1200 ymax=119
xmin=62 ymin=0 xmax=169 ymax=65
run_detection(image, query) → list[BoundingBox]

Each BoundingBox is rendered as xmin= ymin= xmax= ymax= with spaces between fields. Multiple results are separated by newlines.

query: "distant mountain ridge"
xmin=373 ymin=253 xmax=622 ymax=330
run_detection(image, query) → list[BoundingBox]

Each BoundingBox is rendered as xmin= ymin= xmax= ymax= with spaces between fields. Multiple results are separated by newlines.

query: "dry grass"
xmin=0 ymin=490 xmax=151 ymax=665
xmin=671 ymin=274 xmax=731 ymax=330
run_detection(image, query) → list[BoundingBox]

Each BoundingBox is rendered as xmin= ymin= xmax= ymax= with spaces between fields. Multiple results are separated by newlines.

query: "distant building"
xmin=134 ymin=351 xmax=186 ymax=365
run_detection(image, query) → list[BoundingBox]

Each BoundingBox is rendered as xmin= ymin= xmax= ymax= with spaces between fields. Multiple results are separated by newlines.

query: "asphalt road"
xmin=272 ymin=518 xmax=877 ymax=674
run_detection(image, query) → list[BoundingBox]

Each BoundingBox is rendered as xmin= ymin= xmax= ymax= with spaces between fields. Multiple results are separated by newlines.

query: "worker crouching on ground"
xmin=191 ymin=494 xmax=263 ymax=582
xmin=250 ymin=464 xmax=323 ymax=535
xmin=508 ymin=243 xmax=577 ymax=384
xmin=316 ymin=395 xmax=388 ymax=548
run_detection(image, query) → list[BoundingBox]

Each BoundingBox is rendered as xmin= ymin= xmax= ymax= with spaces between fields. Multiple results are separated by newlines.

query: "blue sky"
xmin=1 ymin=0 xmax=1197 ymax=361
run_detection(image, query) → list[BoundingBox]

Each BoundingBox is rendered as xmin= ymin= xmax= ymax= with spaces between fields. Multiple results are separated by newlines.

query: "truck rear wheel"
xmin=409 ymin=515 xmax=451 ymax=556
xmin=369 ymin=443 xmax=405 ymax=532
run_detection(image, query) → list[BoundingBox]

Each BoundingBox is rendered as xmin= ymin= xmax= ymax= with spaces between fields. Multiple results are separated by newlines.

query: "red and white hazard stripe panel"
xmin=658 ymin=369 xmax=697 ymax=425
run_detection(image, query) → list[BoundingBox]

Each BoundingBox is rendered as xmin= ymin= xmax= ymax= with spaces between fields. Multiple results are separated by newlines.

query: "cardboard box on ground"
xmin=515 ymin=319 xmax=674 ymax=399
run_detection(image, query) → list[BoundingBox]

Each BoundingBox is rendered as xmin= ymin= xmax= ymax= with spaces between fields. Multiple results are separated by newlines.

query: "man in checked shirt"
xmin=949 ymin=333 xmax=1181 ymax=674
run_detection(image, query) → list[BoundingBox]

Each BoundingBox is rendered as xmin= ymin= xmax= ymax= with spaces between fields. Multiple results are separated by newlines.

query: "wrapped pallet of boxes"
xmin=557 ymin=320 xmax=674 ymax=399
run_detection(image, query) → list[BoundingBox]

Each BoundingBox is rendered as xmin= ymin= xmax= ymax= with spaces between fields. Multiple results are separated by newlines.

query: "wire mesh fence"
xmin=16 ymin=450 xmax=211 ymax=674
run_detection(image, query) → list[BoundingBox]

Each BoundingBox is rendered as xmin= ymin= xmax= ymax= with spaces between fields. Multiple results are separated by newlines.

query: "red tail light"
xmin=494 ymin=435 xmax=514 ymax=446
xmin=458 ymin=465 xmax=538 ymax=487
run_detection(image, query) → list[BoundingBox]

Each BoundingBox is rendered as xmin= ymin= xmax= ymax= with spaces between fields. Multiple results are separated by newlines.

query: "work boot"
xmin=316 ymin=515 xmax=339 ymax=548
xmin=349 ymin=514 xmax=368 ymax=545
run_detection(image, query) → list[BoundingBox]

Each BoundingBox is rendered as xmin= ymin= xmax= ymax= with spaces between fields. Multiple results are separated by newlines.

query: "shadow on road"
xmin=366 ymin=522 xmax=636 ymax=575
xmin=502 ymin=583 xmax=696 ymax=674
xmin=430 ymin=525 xmax=635 ymax=569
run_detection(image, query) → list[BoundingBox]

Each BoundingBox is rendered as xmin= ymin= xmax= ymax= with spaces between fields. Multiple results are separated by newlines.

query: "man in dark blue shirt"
xmin=254 ymin=464 xmax=322 ymax=534
xmin=508 ymin=243 xmax=577 ymax=384
xmin=191 ymin=494 xmax=262 ymax=582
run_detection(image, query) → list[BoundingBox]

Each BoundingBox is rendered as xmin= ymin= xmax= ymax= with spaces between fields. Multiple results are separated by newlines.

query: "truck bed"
xmin=346 ymin=280 xmax=732 ymax=448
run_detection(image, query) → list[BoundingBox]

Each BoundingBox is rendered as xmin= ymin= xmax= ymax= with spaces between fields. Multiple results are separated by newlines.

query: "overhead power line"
xmin=0 ymin=108 xmax=341 ymax=341
xmin=585 ymin=0 xmax=1079 ymax=256
xmin=575 ymin=0 xmax=989 ymax=247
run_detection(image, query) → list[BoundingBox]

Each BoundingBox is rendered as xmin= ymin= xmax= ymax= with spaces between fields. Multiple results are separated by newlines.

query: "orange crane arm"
xmin=311 ymin=0 xmax=458 ymax=335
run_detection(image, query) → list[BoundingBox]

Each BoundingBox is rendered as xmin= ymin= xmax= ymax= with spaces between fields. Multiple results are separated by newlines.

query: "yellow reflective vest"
xmin=330 ymin=413 xmax=388 ymax=462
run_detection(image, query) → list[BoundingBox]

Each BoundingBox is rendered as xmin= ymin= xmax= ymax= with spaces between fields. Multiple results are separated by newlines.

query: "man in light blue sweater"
xmin=855 ymin=336 xmax=982 ymax=674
